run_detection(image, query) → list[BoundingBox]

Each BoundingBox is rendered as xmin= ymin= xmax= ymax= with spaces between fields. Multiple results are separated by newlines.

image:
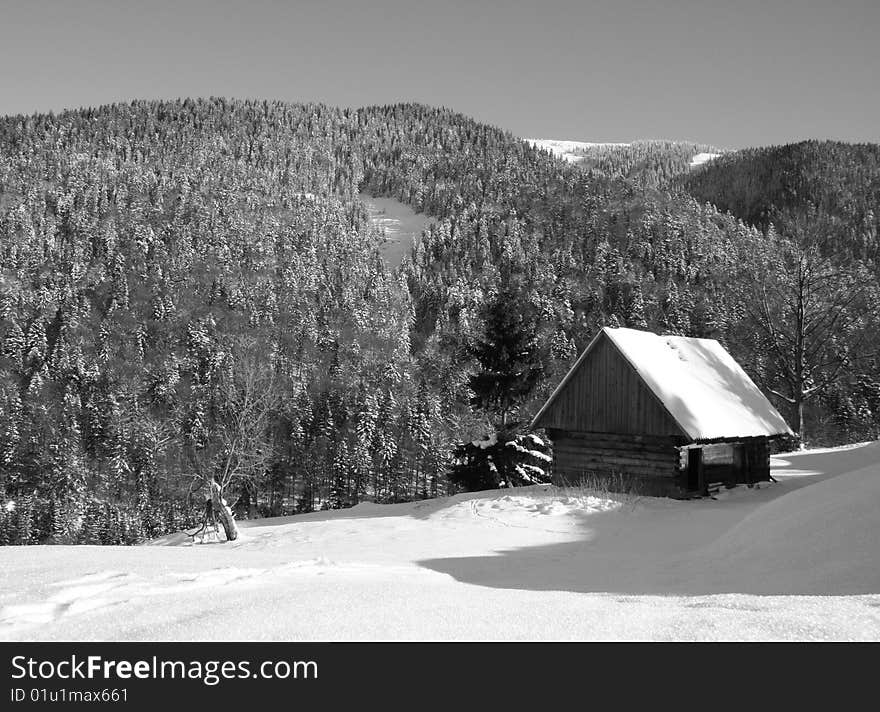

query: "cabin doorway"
xmin=686 ymin=448 xmax=704 ymax=492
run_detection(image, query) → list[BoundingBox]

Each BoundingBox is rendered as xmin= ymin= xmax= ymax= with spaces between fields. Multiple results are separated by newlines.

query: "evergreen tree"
xmin=468 ymin=285 xmax=545 ymax=427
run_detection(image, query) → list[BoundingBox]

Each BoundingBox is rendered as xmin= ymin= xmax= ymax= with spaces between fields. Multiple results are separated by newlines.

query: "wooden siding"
xmin=548 ymin=430 xmax=772 ymax=497
xmin=534 ymin=330 xmax=775 ymax=498
xmin=736 ymin=440 xmax=771 ymax=484
xmin=535 ymin=333 xmax=686 ymax=437
xmin=679 ymin=440 xmax=771 ymax=488
xmin=550 ymin=431 xmax=680 ymax=487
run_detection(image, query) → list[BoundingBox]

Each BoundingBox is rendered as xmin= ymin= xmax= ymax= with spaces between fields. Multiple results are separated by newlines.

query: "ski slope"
xmin=1 ymin=443 xmax=878 ymax=641
xmin=360 ymin=193 xmax=433 ymax=268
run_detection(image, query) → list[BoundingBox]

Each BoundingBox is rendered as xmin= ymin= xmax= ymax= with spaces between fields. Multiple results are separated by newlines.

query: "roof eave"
xmin=688 ymin=430 xmax=794 ymax=445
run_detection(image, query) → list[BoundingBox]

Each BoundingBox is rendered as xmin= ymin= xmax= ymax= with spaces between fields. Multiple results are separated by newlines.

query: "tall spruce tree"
xmin=468 ymin=284 xmax=545 ymax=427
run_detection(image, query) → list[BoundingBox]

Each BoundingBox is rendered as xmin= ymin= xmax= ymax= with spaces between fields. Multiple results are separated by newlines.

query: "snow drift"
xmin=684 ymin=443 xmax=880 ymax=594
xmin=0 ymin=443 xmax=878 ymax=641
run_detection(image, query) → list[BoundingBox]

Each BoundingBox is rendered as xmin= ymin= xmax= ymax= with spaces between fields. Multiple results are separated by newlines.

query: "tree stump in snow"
xmin=210 ymin=479 xmax=239 ymax=541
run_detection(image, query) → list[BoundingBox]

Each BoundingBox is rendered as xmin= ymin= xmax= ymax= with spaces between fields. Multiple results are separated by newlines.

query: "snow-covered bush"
xmin=447 ymin=429 xmax=551 ymax=491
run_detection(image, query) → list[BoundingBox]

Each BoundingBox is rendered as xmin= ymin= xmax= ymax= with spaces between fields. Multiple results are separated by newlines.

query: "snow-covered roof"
xmin=533 ymin=327 xmax=793 ymax=441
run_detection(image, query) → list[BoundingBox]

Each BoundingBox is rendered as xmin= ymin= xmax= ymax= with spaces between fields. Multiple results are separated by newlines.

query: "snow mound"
xmin=482 ymin=492 xmax=620 ymax=517
xmin=472 ymin=433 xmax=498 ymax=449
xmin=2 ymin=446 xmax=878 ymax=641
xmin=685 ymin=445 xmax=880 ymax=594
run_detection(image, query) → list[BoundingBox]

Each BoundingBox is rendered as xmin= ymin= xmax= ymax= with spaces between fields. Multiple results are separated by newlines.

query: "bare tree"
xmin=184 ymin=339 xmax=280 ymax=541
xmin=739 ymin=217 xmax=879 ymax=443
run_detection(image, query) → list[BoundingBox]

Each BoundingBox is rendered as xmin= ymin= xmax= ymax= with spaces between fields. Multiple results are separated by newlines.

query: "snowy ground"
xmin=689 ymin=151 xmax=722 ymax=168
xmin=1 ymin=443 xmax=879 ymax=641
xmin=526 ymin=138 xmax=629 ymax=163
xmin=360 ymin=193 xmax=433 ymax=268
xmin=527 ymin=139 xmax=723 ymax=170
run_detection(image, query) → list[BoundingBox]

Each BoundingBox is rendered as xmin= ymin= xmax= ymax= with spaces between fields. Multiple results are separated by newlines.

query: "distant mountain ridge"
xmin=525 ymin=139 xmax=631 ymax=164
xmin=681 ymin=139 xmax=880 ymax=268
xmin=526 ymin=137 xmax=725 ymax=187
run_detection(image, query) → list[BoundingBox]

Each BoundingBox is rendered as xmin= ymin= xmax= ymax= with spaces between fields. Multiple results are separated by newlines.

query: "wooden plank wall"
xmin=537 ymin=334 xmax=684 ymax=437
xmin=548 ymin=431 xmax=772 ymax=497
xmin=739 ymin=439 xmax=771 ymax=483
xmin=550 ymin=431 xmax=680 ymax=484
xmin=678 ymin=439 xmax=772 ymax=489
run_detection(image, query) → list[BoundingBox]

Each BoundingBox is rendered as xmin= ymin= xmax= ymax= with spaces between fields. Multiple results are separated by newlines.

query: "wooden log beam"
xmin=552 ymin=438 xmax=679 ymax=454
xmin=559 ymin=430 xmax=682 ymax=446
xmin=555 ymin=462 xmax=678 ymax=477
xmin=552 ymin=448 xmax=677 ymax=467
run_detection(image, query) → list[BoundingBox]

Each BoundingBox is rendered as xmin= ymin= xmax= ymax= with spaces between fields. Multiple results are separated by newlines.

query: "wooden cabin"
xmin=530 ymin=327 xmax=794 ymax=497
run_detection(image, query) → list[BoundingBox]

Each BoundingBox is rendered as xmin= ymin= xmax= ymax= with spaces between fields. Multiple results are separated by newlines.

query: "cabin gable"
xmin=533 ymin=332 xmax=687 ymax=438
xmin=531 ymin=327 xmax=790 ymax=497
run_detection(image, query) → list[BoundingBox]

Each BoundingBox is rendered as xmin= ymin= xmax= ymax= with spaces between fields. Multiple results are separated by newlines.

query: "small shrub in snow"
xmin=559 ymin=471 xmax=650 ymax=508
xmin=447 ymin=428 xmax=551 ymax=491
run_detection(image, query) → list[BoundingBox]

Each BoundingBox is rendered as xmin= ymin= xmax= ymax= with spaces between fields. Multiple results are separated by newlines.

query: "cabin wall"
xmin=678 ymin=443 xmax=739 ymax=486
xmin=735 ymin=439 xmax=771 ymax=484
xmin=548 ymin=431 xmax=773 ymax=498
xmin=676 ymin=439 xmax=772 ymax=492
xmin=537 ymin=335 xmax=684 ymax=437
xmin=548 ymin=430 xmax=683 ymax=496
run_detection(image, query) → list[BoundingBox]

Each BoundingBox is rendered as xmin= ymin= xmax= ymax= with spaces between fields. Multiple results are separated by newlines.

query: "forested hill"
xmin=0 ymin=99 xmax=877 ymax=545
xmin=555 ymin=140 xmax=723 ymax=187
xmin=681 ymin=140 xmax=880 ymax=270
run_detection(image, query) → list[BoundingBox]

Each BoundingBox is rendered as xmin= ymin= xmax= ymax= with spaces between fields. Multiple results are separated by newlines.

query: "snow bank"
xmin=684 ymin=445 xmax=880 ymax=594
xmin=1 ymin=445 xmax=877 ymax=641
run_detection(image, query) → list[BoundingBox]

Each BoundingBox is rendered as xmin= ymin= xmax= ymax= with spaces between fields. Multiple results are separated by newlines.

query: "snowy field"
xmin=526 ymin=138 xmax=630 ymax=163
xmin=689 ymin=151 xmax=722 ymax=168
xmin=527 ymin=139 xmax=723 ymax=170
xmin=1 ymin=443 xmax=879 ymax=641
xmin=359 ymin=193 xmax=433 ymax=268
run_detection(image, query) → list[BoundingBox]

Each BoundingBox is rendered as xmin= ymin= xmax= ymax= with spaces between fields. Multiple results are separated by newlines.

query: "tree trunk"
xmin=210 ymin=478 xmax=239 ymax=541
xmin=793 ymin=397 xmax=806 ymax=449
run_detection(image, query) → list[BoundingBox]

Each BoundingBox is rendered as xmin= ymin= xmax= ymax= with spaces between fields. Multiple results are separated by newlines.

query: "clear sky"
xmin=1 ymin=0 xmax=877 ymax=148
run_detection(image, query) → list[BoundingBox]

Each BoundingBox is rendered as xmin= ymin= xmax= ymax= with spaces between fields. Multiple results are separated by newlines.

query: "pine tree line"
xmin=0 ymin=100 xmax=877 ymax=543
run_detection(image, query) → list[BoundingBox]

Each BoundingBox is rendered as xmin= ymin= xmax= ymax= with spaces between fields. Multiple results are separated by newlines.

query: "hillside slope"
xmin=681 ymin=139 xmax=880 ymax=267
xmin=1 ymin=101 xmax=877 ymax=547
xmin=1 ymin=443 xmax=877 ymax=641
xmin=525 ymin=139 xmax=630 ymax=164
xmin=359 ymin=192 xmax=434 ymax=268
xmin=0 ymin=100 xmax=782 ymax=544
xmin=528 ymin=137 xmax=723 ymax=185
xmin=683 ymin=450 xmax=880 ymax=594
